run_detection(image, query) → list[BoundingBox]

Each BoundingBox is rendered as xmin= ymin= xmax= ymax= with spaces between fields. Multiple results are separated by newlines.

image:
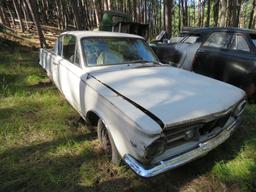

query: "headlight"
xmin=145 ymin=138 xmax=166 ymax=159
xmin=234 ymin=100 xmax=246 ymax=117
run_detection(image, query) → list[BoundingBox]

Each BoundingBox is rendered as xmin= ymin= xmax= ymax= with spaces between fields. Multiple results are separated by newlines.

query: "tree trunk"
xmin=201 ymin=0 xmax=205 ymax=26
xmin=220 ymin=0 xmax=227 ymax=27
xmin=240 ymin=2 xmax=245 ymax=28
xmin=12 ymin=0 xmax=25 ymax=31
xmin=234 ymin=0 xmax=242 ymax=27
xmin=198 ymin=0 xmax=201 ymax=27
xmin=178 ymin=0 xmax=181 ymax=31
xmin=159 ymin=0 xmax=162 ymax=30
xmin=0 ymin=5 xmax=9 ymax=27
xmin=107 ymin=0 xmax=111 ymax=10
xmin=103 ymin=0 xmax=108 ymax=10
xmin=7 ymin=4 xmax=15 ymax=28
xmin=213 ymin=0 xmax=220 ymax=27
xmin=93 ymin=0 xmax=100 ymax=26
xmin=21 ymin=0 xmax=29 ymax=30
xmin=165 ymin=0 xmax=173 ymax=37
xmin=127 ymin=0 xmax=132 ymax=15
xmin=144 ymin=0 xmax=147 ymax=23
xmin=193 ymin=0 xmax=196 ymax=26
xmin=55 ymin=0 xmax=61 ymax=29
xmin=249 ymin=0 xmax=256 ymax=29
xmin=71 ymin=0 xmax=84 ymax=30
xmin=40 ymin=0 xmax=48 ymax=24
xmin=163 ymin=0 xmax=166 ymax=30
xmin=185 ymin=0 xmax=188 ymax=26
xmin=253 ymin=6 xmax=256 ymax=29
xmin=181 ymin=0 xmax=187 ymax=27
xmin=133 ymin=0 xmax=137 ymax=21
xmin=205 ymin=0 xmax=211 ymax=27
xmin=226 ymin=0 xmax=233 ymax=26
xmin=25 ymin=0 xmax=47 ymax=48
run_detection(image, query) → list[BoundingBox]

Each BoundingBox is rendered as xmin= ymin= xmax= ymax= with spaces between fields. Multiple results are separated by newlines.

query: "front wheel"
xmin=97 ymin=120 xmax=121 ymax=165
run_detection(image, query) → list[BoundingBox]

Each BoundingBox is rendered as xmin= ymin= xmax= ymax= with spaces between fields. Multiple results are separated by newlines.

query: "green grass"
xmin=0 ymin=37 xmax=256 ymax=192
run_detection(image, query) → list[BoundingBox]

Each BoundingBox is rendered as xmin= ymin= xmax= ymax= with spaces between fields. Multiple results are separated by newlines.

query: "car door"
xmin=58 ymin=35 xmax=85 ymax=113
xmin=51 ymin=36 xmax=63 ymax=89
xmin=225 ymin=33 xmax=256 ymax=86
xmin=193 ymin=32 xmax=234 ymax=81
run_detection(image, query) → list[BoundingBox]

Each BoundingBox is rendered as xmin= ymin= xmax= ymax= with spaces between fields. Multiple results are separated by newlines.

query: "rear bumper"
xmin=124 ymin=118 xmax=240 ymax=178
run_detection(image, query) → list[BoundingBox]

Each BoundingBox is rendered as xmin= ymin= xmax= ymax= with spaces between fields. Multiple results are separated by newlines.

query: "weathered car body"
xmin=151 ymin=28 xmax=256 ymax=99
xmin=39 ymin=31 xmax=246 ymax=177
xmin=99 ymin=11 xmax=149 ymax=39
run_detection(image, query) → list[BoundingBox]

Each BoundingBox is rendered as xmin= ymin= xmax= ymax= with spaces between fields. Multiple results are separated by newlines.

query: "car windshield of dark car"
xmin=81 ymin=37 xmax=158 ymax=66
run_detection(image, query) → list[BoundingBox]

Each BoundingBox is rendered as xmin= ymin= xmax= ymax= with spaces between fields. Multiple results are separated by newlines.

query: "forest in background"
xmin=0 ymin=0 xmax=256 ymax=48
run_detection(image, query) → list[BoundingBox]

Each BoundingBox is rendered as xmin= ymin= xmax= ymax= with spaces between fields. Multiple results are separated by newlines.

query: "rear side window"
xmin=63 ymin=35 xmax=76 ymax=62
xmin=250 ymin=34 xmax=256 ymax=47
xmin=230 ymin=34 xmax=250 ymax=52
xmin=203 ymin=32 xmax=232 ymax=49
xmin=252 ymin=39 xmax=256 ymax=47
xmin=57 ymin=37 xmax=63 ymax=56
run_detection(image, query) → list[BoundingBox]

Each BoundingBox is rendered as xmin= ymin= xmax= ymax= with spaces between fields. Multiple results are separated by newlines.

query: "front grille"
xmin=164 ymin=114 xmax=230 ymax=149
xmin=199 ymin=115 xmax=229 ymax=136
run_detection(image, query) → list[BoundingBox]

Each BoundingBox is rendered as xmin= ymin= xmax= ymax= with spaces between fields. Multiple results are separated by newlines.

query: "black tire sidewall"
xmin=97 ymin=119 xmax=121 ymax=165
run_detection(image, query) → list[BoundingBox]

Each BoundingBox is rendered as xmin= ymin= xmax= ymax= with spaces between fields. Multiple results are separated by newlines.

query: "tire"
xmin=97 ymin=119 xmax=121 ymax=165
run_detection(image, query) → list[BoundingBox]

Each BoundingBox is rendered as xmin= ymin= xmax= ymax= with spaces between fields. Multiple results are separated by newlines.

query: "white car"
xmin=39 ymin=31 xmax=246 ymax=177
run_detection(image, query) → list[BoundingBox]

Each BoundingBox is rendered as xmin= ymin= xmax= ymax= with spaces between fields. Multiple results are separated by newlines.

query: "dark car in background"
xmin=151 ymin=28 xmax=256 ymax=100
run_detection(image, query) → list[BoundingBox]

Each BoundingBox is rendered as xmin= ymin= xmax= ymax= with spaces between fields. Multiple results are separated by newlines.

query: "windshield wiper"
xmin=121 ymin=60 xmax=161 ymax=64
xmin=129 ymin=60 xmax=151 ymax=63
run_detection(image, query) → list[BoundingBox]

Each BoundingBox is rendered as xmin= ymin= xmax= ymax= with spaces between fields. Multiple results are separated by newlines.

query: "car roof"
xmin=60 ymin=31 xmax=144 ymax=39
xmin=187 ymin=27 xmax=256 ymax=35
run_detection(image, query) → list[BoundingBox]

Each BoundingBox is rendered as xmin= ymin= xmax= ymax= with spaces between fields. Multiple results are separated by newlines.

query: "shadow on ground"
xmin=0 ymin=124 xmax=246 ymax=192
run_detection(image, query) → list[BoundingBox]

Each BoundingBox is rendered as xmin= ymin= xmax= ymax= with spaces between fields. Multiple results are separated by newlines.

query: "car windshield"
xmin=81 ymin=37 xmax=158 ymax=66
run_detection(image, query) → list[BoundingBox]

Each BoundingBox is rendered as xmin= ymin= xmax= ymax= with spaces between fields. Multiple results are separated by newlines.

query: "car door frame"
xmin=225 ymin=32 xmax=256 ymax=87
xmin=50 ymin=35 xmax=64 ymax=90
xmin=192 ymin=31 xmax=234 ymax=79
xmin=56 ymin=34 xmax=87 ymax=115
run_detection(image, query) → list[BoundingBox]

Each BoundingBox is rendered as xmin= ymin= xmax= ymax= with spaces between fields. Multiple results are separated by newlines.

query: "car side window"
xmin=230 ymin=34 xmax=250 ymax=52
xmin=74 ymin=46 xmax=80 ymax=67
xmin=62 ymin=35 xmax=76 ymax=63
xmin=57 ymin=36 xmax=63 ymax=56
xmin=52 ymin=39 xmax=58 ymax=54
xmin=203 ymin=32 xmax=232 ymax=49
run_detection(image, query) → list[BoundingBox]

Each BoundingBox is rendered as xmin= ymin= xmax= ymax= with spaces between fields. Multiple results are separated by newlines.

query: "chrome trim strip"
xmin=124 ymin=119 xmax=240 ymax=178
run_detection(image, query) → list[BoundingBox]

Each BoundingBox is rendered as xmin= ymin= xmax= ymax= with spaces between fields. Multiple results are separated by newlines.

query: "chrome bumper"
xmin=124 ymin=119 xmax=240 ymax=178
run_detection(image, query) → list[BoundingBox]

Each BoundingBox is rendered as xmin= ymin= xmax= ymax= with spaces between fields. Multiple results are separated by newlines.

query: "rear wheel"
xmin=97 ymin=120 xmax=121 ymax=165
